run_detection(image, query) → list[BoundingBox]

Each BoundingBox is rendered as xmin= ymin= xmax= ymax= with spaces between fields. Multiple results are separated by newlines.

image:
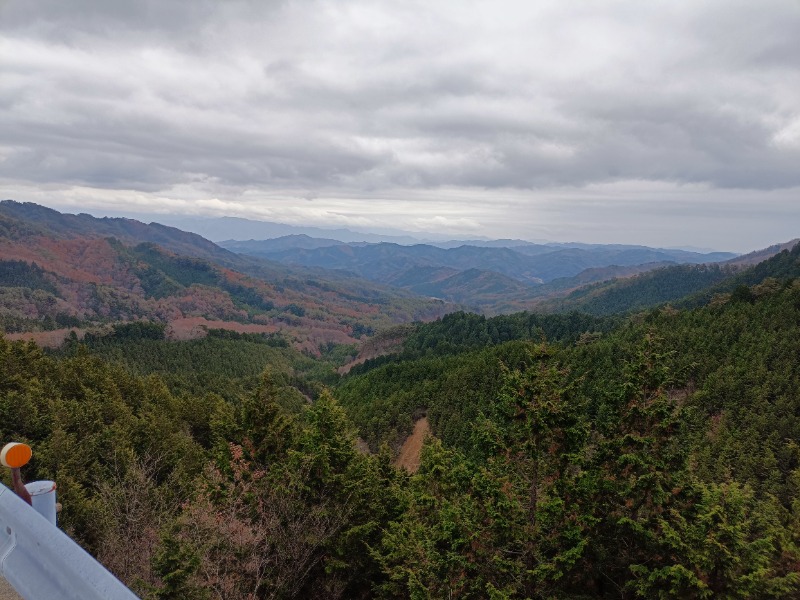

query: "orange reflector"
xmin=1 ymin=442 xmax=32 ymax=468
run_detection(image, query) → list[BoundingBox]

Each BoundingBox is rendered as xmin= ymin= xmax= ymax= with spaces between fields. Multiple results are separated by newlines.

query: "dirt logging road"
xmin=394 ymin=417 xmax=430 ymax=473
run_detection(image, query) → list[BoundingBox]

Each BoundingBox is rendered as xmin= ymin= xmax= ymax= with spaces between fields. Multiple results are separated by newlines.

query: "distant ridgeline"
xmin=221 ymin=235 xmax=739 ymax=313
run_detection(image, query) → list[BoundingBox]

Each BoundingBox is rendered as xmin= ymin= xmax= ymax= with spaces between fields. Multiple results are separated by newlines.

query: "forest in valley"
xmin=2 ymin=223 xmax=800 ymax=597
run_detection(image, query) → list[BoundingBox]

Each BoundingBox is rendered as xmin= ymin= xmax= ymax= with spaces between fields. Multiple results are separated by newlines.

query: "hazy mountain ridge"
xmin=531 ymin=262 xmax=679 ymax=296
xmin=221 ymin=236 xmax=737 ymax=312
xmin=223 ymin=234 xmax=346 ymax=252
xmin=111 ymin=213 xmax=454 ymax=245
xmin=222 ymin=237 xmax=734 ymax=283
xmin=4 ymin=201 xmax=786 ymax=330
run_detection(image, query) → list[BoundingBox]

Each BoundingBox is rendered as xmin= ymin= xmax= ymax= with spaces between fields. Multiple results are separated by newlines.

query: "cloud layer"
xmin=1 ymin=0 xmax=799 ymax=250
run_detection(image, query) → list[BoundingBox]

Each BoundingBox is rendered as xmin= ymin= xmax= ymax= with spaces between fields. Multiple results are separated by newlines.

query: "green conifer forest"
xmin=2 ymin=245 xmax=800 ymax=598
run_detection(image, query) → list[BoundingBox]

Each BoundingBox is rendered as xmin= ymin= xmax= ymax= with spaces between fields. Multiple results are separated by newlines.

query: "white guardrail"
xmin=0 ymin=482 xmax=140 ymax=600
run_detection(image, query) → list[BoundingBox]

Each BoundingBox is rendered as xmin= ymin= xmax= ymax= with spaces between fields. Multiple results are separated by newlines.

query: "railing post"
xmin=0 ymin=483 xmax=140 ymax=599
xmin=0 ymin=443 xmax=140 ymax=599
xmin=23 ymin=481 xmax=57 ymax=526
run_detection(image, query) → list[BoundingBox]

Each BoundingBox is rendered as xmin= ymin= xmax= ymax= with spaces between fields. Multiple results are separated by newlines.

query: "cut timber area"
xmin=394 ymin=417 xmax=430 ymax=473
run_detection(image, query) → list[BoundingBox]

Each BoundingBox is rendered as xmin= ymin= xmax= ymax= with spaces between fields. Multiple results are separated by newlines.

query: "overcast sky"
xmin=1 ymin=0 xmax=799 ymax=251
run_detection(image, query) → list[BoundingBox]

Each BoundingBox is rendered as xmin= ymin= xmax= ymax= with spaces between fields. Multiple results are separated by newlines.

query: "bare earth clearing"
xmin=165 ymin=317 xmax=279 ymax=340
xmin=5 ymin=328 xmax=85 ymax=348
xmin=394 ymin=417 xmax=430 ymax=473
xmin=5 ymin=318 xmax=282 ymax=348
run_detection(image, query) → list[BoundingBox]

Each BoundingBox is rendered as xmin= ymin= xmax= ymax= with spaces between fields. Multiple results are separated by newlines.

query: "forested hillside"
xmin=55 ymin=323 xmax=347 ymax=403
xmin=535 ymin=263 xmax=736 ymax=315
xmin=0 ymin=335 xmax=399 ymax=598
xmin=679 ymin=240 xmax=800 ymax=308
xmin=2 ymin=203 xmax=799 ymax=598
xmin=1 ymin=240 xmax=799 ymax=598
xmin=530 ymin=241 xmax=800 ymax=317
xmin=335 ymin=262 xmax=800 ymax=598
xmin=2 ymin=201 xmax=776 ymax=330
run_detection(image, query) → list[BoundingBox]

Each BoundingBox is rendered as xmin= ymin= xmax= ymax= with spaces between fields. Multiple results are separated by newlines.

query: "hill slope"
xmin=530 ymin=240 xmax=800 ymax=316
xmin=0 ymin=202 xmax=450 ymax=348
xmin=332 ymin=251 xmax=800 ymax=595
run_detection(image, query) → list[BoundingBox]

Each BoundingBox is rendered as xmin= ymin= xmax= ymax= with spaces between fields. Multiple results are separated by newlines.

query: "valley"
xmin=1 ymin=202 xmax=799 ymax=599
xmin=3 ymin=3 xmax=797 ymax=598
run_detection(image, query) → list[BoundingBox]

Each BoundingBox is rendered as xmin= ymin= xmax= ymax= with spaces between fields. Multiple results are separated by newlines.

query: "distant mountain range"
xmin=2 ymin=201 xmax=794 ymax=336
xmin=221 ymin=236 xmax=737 ymax=312
xmin=93 ymin=213 xmax=456 ymax=245
xmin=85 ymin=212 xmax=736 ymax=254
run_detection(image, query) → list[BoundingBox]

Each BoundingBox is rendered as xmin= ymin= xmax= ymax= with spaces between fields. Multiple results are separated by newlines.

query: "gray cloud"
xmin=0 ymin=0 xmax=798 ymax=250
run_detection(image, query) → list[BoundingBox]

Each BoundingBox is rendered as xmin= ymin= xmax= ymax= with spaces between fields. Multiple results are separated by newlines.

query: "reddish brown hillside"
xmin=0 ymin=236 xmax=130 ymax=286
xmin=723 ymin=239 xmax=799 ymax=267
xmin=0 ymin=202 xmax=451 ymax=349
